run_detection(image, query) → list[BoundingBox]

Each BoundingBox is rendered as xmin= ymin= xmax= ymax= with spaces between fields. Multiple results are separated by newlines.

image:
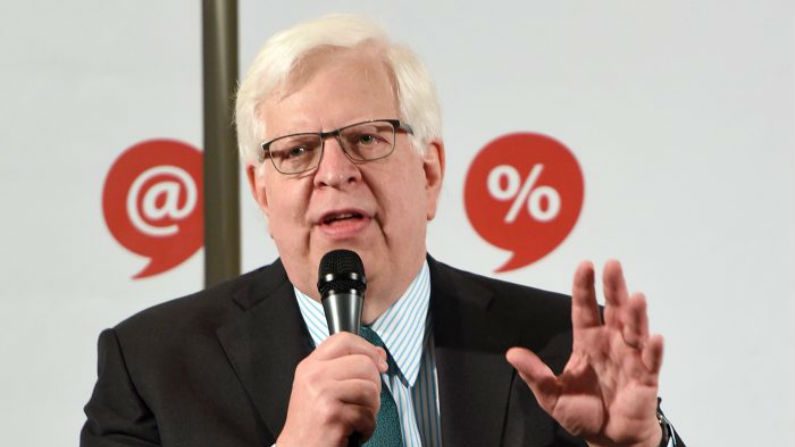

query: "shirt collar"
xmin=295 ymin=260 xmax=431 ymax=387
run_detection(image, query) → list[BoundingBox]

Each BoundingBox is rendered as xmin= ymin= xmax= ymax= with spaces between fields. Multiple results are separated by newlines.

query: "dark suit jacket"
xmin=80 ymin=257 xmax=603 ymax=446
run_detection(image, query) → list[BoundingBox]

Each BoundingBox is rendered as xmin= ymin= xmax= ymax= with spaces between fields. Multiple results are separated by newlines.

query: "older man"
xmin=82 ymin=15 xmax=682 ymax=447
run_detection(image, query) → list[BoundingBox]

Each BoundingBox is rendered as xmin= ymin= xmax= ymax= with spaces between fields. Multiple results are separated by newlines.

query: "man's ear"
xmin=245 ymin=162 xmax=270 ymax=218
xmin=422 ymin=138 xmax=445 ymax=220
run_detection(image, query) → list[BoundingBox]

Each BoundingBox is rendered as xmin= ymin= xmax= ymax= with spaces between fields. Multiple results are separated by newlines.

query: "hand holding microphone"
xmin=276 ymin=250 xmax=387 ymax=447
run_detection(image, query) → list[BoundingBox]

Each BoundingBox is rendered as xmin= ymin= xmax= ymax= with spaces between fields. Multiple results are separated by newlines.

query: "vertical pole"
xmin=202 ymin=0 xmax=240 ymax=287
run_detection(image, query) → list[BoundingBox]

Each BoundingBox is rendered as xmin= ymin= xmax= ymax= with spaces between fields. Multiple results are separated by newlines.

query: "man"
xmin=82 ymin=14 xmax=683 ymax=447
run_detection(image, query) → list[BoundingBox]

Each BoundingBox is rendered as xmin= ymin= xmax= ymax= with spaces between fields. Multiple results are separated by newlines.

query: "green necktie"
xmin=359 ymin=326 xmax=404 ymax=447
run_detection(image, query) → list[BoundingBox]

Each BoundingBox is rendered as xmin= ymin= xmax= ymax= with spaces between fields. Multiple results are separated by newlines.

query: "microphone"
xmin=317 ymin=250 xmax=366 ymax=447
xmin=317 ymin=249 xmax=366 ymax=335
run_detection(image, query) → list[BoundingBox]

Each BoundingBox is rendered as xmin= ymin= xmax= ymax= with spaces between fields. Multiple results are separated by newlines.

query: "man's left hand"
xmin=506 ymin=260 xmax=664 ymax=447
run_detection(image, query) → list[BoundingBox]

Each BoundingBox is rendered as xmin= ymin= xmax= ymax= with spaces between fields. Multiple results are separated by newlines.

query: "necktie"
xmin=359 ymin=326 xmax=403 ymax=447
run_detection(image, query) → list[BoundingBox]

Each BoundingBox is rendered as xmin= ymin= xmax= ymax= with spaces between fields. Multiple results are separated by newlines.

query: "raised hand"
xmin=277 ymin=332 xmax=388 ymax=447
xmin=506 ymin=260 xmax=664 ymax=447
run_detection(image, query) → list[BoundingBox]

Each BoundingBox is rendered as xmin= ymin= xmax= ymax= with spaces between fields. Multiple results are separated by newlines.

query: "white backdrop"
xmin=1 ymin=1 xmax=793 ymax=445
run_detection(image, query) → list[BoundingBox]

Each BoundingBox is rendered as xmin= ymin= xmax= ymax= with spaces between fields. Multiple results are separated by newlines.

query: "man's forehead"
xmin=271 ymin=44 xmax=395 ymax=103
xmin=260 ymin=49 xmax=400 ymax=137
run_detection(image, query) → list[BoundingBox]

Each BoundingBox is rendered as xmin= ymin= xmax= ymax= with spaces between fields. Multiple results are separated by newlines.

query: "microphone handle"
xmin=322 ymin=291 xmax=363 ymax=335
xmin=322 ymin=291 xmax=364 ymax=446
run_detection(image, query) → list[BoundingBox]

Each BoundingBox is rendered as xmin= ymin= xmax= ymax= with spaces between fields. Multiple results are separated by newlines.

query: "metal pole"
xmin=202 ymin=0 xmax=240 ymax=287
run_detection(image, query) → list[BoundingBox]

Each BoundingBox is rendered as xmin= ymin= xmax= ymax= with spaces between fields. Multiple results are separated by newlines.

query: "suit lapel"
xmin=214 ymin=258 xmax=522 ymax=444
xmin=429 ymin=258 xmax=520 ymax=447
xmin=215 ymin=261 xmax=313 ymax=439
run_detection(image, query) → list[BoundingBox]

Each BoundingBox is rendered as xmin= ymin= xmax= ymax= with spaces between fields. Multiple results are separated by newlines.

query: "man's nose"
xmin=313 ymin=137 xmax=362 ymax=188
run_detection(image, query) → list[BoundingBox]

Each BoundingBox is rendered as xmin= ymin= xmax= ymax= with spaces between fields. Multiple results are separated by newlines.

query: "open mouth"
xmin=321 ymin=211 xmax=366 ymax=225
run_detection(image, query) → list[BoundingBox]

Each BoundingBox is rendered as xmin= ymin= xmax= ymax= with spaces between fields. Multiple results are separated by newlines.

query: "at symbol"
xmin=126 ymin=166 xmax=197 ymax=237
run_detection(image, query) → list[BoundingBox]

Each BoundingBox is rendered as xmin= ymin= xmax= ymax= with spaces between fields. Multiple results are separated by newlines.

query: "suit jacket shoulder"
xmin=114 ymin=260 xmax=285 ymax=335
xmin=82 ymin=259 xmax=307 ymax=447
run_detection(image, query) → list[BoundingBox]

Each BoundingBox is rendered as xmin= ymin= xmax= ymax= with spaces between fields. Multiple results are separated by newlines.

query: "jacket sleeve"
xmin=80 ymin=328 xmax=160 ymax=447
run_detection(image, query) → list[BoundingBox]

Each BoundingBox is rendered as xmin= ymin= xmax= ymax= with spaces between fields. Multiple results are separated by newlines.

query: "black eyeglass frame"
xmin=259 ymin=119 xmax=414 ymax=175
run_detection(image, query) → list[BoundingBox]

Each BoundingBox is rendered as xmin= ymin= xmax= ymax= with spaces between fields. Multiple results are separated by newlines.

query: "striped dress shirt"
xmin=295 ymin=261 xmax=441 ymax=446
xmin=295 ymin=262 xmax=677 ymax=447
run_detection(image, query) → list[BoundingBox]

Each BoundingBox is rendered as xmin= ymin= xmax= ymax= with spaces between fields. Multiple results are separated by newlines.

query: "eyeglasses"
xmin=260 ymin=119 xmax=414 ymax=175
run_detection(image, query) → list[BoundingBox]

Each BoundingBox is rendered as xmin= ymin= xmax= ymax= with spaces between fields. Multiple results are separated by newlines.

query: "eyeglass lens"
xmin=268 ymin=121 xmax=397 ymax=174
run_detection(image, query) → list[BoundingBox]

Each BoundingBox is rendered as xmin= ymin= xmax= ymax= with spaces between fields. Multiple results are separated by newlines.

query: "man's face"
xmin=246 ymin=48 xmax=444 ymax=313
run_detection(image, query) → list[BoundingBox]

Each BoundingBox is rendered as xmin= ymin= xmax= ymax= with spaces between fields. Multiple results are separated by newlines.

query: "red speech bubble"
xmin=102 ymin=139 xmax=203 ymax=279
xmin=464 ymin=133 xmax=584 ymax=272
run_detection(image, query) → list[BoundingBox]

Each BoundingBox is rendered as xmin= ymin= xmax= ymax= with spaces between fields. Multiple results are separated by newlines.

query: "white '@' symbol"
xmin=126 ymin=166 xmax=197 ymax=237
xmin=487 ymin=164 xmax=561 ymax=223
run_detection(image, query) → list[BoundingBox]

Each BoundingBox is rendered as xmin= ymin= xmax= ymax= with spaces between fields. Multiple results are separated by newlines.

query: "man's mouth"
xmin=320 ymin=211 xmax=366 ymax=225
xmin=316 ymin=209 xmax=371 ymax=239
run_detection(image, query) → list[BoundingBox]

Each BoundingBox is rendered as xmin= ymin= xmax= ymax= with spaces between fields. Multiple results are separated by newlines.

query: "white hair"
xmin=235 ymin=14 xmax=442 ymax=164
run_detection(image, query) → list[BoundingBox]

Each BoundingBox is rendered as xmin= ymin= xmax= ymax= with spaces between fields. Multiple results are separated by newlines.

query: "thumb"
xmin=506 ymin=347 xmax=561 ymax=412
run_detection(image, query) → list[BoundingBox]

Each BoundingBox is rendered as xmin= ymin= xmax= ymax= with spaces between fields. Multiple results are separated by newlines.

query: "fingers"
xmin=577 ymin=260 xmax=663 ymax=376
xmin=279 ymin=333 xmax=386 ymax=446
xmin=622 ymin=292 xmax=650 ymax=349
xmin=571 ymin=261 xmax=601 ymax=331
xmin=335 ymin=403 xmax=377 ymax=441
xmin=315 ymin=332 xmax=388 ymax=368
xmin=602 ymin=259 xmax=629 ymax=328
xmin=317 ymin=379 xmax=380 ymax=425
xmin=641 ymin=334 xmax=664 ymax=375
xmin=506 ymin=347 xmax=561 ymax=412
xmin=315 ymin=399 xmax=378 ymax=443
xmin=334 ymin=378 xmax=381 ymax=409
xmin=603 ymin=259 xmax=630 ymax=305
xmin=322 ymin=354 xmax=386 ymax=384
xmin=617 ymin=284 xmax=664 ymax=380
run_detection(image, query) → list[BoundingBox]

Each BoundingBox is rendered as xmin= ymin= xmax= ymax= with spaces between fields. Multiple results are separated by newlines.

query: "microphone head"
xmin=317 ymin=249 xmax=367 ymax=298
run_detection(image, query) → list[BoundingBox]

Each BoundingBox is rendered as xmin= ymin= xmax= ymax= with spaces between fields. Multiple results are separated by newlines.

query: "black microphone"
xmin=317 ymin=249 xmax=367 ymax=447
xmin=317 ymin=249 xmax=366 ymax=335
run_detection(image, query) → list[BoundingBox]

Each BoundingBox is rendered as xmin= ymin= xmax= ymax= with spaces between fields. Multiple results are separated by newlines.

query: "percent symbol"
xmin=487 ymin=163 xmax=561 ymax=223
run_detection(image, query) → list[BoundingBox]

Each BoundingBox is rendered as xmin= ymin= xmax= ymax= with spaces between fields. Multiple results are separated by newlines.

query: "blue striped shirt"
xmin=295 ymin=261 xmax=441 ymax=446
xmin=295 ymin=263 xmax=678 ymax=447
